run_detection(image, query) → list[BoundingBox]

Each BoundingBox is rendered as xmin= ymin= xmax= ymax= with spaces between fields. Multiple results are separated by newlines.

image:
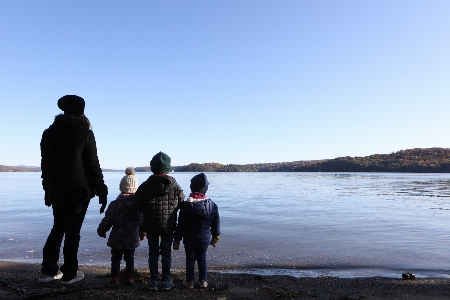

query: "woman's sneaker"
xmin=160 ymin=280 xmax=174 ymax=291
xmin=199 ymin=280 xmax=208 ymax=288
xmin=61 ymin=271 xmax=84 ymax=285
xmin=38 ymin=271 xmax=63 ymax=282
xmin=147 ymin=280 xmax=159 ymax=291
xmin=182 ymin=280 xmax=194 ymax=289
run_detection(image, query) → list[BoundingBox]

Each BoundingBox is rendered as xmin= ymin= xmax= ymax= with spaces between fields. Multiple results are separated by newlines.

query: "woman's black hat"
xmin=57 ymin=95 xmax=85 ymax=115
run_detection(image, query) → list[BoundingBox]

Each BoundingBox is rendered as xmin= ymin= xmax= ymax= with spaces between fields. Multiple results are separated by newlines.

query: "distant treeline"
xmin=164 ymin=148 xmax=450 ymax=173
xmin=4 ymin=148 xmax=450 ymax=173
xmin=0 ymin=165 xmax=41 ymax=172
xmin=0 ymin=165 xmax=120 ymax=172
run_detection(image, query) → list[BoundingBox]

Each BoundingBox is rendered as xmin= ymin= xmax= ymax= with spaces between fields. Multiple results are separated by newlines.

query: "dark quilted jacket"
xmin=173 ymin=197 xmax=220 ymax=248
xmin=133 ymin=175 xmax=184 ymax=235
xmin=97 ymin=194 xmax=144 ymax=249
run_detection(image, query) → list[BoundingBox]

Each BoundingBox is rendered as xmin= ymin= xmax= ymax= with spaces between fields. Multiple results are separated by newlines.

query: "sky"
xmin=0 ymin=0 xmax=449 ymax=170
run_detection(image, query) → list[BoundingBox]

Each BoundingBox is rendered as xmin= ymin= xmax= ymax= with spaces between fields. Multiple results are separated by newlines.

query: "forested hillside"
xmin=171 ymin=148 xmax=450 ymax=173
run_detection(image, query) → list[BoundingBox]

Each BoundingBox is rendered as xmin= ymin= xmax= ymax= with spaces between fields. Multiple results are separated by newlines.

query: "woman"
xmin=39 ymin=95 xmax=108 ymax=284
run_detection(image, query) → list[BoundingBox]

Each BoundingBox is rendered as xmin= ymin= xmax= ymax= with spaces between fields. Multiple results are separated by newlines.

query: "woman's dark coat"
xmin=173 ymin=197 xmax=220 ymax=248
xmin=40 ymin=114 xmax=106 ymax=207
xmin=133 ymin=175 xmax=184 ymax=235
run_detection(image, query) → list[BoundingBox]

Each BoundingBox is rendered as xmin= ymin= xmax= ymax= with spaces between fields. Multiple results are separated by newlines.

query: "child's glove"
xmin=173 ymin=240 xmax=180 ymax=250
xmin=210 ymin=236 xmax=220 ymax=247
xmin=97 ymin=231 xmax=106 ymax=238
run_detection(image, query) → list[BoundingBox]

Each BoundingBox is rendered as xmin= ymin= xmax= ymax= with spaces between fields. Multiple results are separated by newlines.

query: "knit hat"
xmin=150 ymin=152 xmax=171 ymax=174
xmin=120 ymin=167 xmax=138 ymax=193
xmin=57 ymin=95 xmax=85 ymax=116
xmin=190 ymin=173 xmax=209 ymax=194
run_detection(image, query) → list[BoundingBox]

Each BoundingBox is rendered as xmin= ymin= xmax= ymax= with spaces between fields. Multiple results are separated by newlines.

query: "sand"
xmin=1 ymin=261 xmax=450 ymax=299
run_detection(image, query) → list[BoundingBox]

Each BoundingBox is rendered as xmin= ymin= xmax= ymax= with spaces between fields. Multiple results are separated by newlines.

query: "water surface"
xmin=1 ymin=172 xmax=449 ymax=278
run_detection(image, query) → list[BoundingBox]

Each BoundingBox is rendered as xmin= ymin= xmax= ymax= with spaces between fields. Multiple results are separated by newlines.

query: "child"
xmin=173 ymin=173 xmax=220 ymax=289
xmin=133 ymin=152 xmax=184 ymax=291
xmin=97 ymin=167 xmax=144 ymax=285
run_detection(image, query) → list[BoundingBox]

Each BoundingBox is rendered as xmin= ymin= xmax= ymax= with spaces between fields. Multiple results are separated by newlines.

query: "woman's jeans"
xmin=184 ymin=246 xmax=208 ymax=282
xmin=41 ymin=201 xmax=89 ymax=280
xmin=147 ymin=235 xmax=173 ymax=281
xmin=111 ymin=249 xmax=135 ymax=275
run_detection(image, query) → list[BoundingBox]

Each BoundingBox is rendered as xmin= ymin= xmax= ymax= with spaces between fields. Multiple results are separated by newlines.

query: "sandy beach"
xmin=1 ymin=261 xmax=450 ymax=300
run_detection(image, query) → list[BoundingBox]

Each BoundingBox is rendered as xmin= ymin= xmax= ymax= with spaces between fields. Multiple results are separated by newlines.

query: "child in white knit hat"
xmin=97 ymin=167 xmax=145 ymax=285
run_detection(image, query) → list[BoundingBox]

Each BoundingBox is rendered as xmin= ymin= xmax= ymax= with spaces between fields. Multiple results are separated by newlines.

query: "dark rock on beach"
xmin=1 ymin=261 xmax=450 ymax=299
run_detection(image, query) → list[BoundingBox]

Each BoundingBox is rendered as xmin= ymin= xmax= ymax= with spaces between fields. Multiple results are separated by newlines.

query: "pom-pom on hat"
xmin=190 ymin=173 xmax=209 ymax=194
xmin=150 ymin=152 xmax=171 ymax=174
xmin=124 ymin=167 xmax=136 ymax=175
xmin=120 ymin=167 xmax=138 ymax=193
xmin=57 ymin=95 xmax=85 ymax=116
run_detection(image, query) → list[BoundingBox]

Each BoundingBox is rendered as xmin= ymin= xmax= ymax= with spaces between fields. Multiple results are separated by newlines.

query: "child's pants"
xmin=184 ymin=246 xmax=208 ymax=282
xmin=147 ymin=235 xmax=173 ymax=281
xmin=111 ymin=248 xmax=135 ymax=275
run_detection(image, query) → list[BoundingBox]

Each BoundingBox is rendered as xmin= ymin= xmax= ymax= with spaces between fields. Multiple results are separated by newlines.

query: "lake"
xmin=1 ymin=172 xmax=449 ymax=278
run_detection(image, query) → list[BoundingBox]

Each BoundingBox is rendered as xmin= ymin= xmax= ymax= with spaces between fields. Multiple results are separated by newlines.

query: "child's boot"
xmin=109 ymin=274 xmax=120 ymax=285
xmin=125 ymin=274 xmax=134 ymax=285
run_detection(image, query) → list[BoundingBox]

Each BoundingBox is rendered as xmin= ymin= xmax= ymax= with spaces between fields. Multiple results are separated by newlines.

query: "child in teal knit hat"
xmin=133 ymin=152 xmax=184 ymax=291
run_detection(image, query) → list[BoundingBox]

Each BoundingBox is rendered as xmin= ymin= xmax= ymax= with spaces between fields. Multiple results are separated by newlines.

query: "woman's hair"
xmin=79 ymin=114 xmax=91 ymax=129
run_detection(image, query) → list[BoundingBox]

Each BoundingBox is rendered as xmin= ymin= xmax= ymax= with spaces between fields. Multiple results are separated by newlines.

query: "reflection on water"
xmin=1 ymin=172 xmax=449 ymax=277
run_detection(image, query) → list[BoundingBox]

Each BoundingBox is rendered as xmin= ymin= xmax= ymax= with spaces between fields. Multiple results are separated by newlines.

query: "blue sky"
xmin=0 ymin=0 xmax=449 ymax=169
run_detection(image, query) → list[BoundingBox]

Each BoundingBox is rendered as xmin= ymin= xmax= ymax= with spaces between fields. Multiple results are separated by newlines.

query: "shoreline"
xmin=1 ymin=261 xmax=450 ymax=299
xmin=4 ymin=257 xmax=450 ymax=279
